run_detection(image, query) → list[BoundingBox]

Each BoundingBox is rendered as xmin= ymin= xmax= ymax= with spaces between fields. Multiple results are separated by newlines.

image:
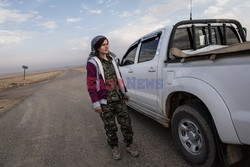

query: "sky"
xmin=0 ymin=0 xmax=250 ymax=74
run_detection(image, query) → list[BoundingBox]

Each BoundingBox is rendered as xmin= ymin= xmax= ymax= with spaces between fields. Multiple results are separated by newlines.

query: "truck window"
xmin=225 ymin=26 xmax=240 ymax=45
xmin=172 ymin=28 xmax=191 ymax=50
xmin=138 ymin=36 xmax=160 ymax=63
xmin=121 ymin=45 xmax=138 ymax=66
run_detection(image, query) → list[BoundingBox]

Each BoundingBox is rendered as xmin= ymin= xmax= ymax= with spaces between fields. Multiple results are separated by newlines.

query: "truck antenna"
xmin=190 ymin=0 xmax=193 ymax=20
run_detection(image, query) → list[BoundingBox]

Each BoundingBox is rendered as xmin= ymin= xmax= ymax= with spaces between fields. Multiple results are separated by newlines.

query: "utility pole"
xmin=22 ymin=65 xmax=28 ymax=80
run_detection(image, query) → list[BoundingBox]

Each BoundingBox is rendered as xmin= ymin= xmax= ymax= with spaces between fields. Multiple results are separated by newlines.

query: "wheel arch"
xmin=164 ymin=77 xmax=240 ymax=144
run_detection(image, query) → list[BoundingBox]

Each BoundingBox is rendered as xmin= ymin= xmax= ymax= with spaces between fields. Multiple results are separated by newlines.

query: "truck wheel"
xmin=171 ymin=104 xmax=217 ymax=167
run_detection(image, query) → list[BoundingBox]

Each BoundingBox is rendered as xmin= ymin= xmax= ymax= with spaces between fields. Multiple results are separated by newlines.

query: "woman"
xmin=86 ymin=35 xmax=139 ymax=160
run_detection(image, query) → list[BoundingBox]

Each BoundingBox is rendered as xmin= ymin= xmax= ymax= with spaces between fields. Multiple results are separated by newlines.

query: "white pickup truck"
xmin=119 ymin=19 xmax=250 ymax=167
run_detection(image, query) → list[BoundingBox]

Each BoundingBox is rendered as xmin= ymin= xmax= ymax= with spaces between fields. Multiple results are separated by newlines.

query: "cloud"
xmin=127 ymin=0 xmax=188 ymax=26
xmin=61 ymin=36 xmax=91 ymax=64
xmin=203 ymin=0 xmax=229 ymax=15
xmin=118 ymin=11 xmax=132 ymax=17
xmin=97 ymin=0 xmax=104 ymax=4
xmin=48 ymin=5 xmax=56 ymax=8
xmin=0 ymin=8 xmax=35 ymax=24
xmin=204 ymin=6 xmax=222 ymax=15
xmin=37 ymin=0 xmax=45 ymax=3
xmin=118 ymin=9 xmax=141 ymax=18
xmin=65 ymin=36 xmax=90 ymax=51
xmin=142 ymin=1 xmax=185 ymax=20
xmin=0 ymin=0 xmax=9 ymax=7
xmin=66 ymin=17 xmax=82 ymax=23
xmin=75 ymin=26 xmax=83 ymax=29
xmin=193 ymin=0 xmax=209 ymax=3
xmin=97 ymin=0 xmax=119 ymax=7
xmin=40 ymin=20 xmax=57 ymax=29
xmin=34 ymin=15 xmax=42 ymax=20
xmin=81 ymin=3 xmax=102 ymax=14
xmin=217 ymin=0 xmax=229 ymax=6
xmin=0 ymin=30 xmax=34 ymax=45
xmin=139 ymin=0 xmax=155 ymax=2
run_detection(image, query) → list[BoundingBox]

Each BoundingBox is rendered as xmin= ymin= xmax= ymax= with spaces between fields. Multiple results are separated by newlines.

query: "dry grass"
xmin=0 ymin=70 xmax=64 ymax=91
xmin=75 ymin=66 xmax=86 ymax=73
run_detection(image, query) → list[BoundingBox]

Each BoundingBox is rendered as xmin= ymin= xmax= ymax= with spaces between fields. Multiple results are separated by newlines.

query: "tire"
xmin=171 ymin=104 xmax=217 ymax=167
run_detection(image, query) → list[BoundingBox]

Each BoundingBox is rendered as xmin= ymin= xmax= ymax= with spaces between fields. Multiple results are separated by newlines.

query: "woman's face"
xmin=97 ymin=39 xmax=109 ymax=55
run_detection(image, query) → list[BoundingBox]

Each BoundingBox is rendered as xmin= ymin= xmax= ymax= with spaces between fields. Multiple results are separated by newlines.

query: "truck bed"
xmin=170 ymin=41 xmax=250 ymax=58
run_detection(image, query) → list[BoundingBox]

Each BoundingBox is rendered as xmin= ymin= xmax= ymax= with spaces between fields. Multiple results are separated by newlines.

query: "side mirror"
xmin=243 ymin=27 xmax=247 ymax=40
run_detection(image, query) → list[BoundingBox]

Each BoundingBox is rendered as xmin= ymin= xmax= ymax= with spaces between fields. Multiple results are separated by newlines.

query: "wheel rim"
xmin=178 ymin=119 xmax=203 ymax=155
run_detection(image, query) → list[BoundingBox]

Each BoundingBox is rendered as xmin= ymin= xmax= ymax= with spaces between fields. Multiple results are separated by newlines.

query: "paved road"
xmin=0 ymin=69 xmax=249 ymax=167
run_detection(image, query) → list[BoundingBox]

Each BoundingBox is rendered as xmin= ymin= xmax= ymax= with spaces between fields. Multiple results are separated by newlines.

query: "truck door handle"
xmin=128 ymin=69 xmax=133 ymax=73
xmin=148 ymin=67 xmax=156 ymax=72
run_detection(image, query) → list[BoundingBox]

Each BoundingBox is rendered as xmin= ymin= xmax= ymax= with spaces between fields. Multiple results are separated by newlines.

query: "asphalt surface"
xmin=0 ymin=69 xmax=249 ymax=167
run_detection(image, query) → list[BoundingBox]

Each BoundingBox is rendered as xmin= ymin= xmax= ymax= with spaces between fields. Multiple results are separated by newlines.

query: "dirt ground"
xmin=0 ymin=98 xmax=22 ymax=116
xmin=0 ymin=69 xmax=65 ymax=115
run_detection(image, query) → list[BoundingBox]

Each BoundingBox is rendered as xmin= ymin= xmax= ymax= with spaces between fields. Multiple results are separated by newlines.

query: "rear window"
xmin=172 ymin=28 xmax=191 ymax=50
xmin=172 ymin=26 xmax=240 ymax=50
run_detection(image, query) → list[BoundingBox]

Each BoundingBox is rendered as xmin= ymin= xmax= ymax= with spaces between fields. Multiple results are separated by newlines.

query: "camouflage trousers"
xmin=100 ymin=99 xmax=133 ymax=148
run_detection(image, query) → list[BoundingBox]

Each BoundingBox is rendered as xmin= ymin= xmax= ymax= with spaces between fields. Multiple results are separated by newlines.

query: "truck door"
xmin=120 ymin=43 xmax=139 ymax=104
xmin=133 ymin=34 xmax=161 ymax=112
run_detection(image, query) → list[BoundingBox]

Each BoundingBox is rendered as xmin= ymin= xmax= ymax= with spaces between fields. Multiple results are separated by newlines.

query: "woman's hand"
xmin=125 ymin=95 xmax=130 ymax=102
xmin=95 ymin=106 xmax=102 ymax=113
